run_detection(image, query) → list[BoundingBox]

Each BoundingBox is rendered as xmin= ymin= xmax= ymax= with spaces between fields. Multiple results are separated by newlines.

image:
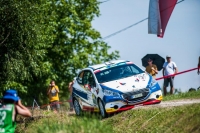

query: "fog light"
xmin=114 ymin=105 xmax=118 ymax=109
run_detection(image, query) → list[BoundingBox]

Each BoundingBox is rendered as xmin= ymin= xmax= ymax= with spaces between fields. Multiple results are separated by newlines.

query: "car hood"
xmin=101 ymin=73 xmax=150 ymax=93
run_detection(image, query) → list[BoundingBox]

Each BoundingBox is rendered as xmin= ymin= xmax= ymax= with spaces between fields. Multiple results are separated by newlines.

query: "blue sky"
xmin=92 ymin=0 xmax=200 ymax=92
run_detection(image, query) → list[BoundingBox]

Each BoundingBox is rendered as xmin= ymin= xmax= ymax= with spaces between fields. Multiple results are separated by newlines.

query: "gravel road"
xmin=133 ymin=99 xmax=200 ymax=109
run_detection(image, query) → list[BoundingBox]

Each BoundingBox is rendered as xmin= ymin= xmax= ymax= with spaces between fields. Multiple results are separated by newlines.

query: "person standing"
xmin=162 ymin=55 xmax=178 ymax=96
xmin=198 ymin=56 xmax=200 ymax=75
xmin=145 ymin=58 xmax=158 ymax=79
xmin=47 ymin=80 xmax=60 ymax=112
xmin=68 ymin=80 xmax=74 ymax=112
xmin=0 ymin=89 xmax=31 ymax=133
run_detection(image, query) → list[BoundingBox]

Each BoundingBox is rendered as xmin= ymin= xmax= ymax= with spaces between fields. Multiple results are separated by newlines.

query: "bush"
xmin=188 ymin=88 xmax=196 ymax=92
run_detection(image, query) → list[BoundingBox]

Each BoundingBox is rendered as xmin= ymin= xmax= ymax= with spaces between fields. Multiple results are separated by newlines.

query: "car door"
xmin=73 ymin=70 xmax=88 ymax=104
xmin=82 ymin=70 xmax=97 ymax=106
xmin=74 ymin=70 xmax=96 ymax=106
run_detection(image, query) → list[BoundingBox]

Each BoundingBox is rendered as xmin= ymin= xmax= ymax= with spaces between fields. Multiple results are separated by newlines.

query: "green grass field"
xmin=163 ymin=89 xmax=200 ymax=101
xmin=16 ymin=90 xmax=200 ymax=133
xmin=105 ymin=103 xmax=200 ymax=133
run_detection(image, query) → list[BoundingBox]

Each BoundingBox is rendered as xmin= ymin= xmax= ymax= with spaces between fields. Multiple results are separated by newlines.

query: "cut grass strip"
xmin=105 ymin=103 xmax=200 ymax=133
xmin=163 ymin=90 xmax=200 ymax=101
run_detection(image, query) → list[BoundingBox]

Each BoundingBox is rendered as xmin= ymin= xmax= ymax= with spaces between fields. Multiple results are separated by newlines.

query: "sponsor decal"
xmin=152 ymin=87 xmax=156 ymax=90
xmin=84 ymin=84 xmax=91 ymax=91
xmin=96 ymin=88 xmax=99 ymax=94
xmin=134 ymin=104 xmax=144 ymax=107
xmin=119 ymin=82 xmax=126 ymax=85
xmin=135 ymin=78 xmax=139 ymax=82
xmin=138 ymin=73 xmax=146 ymax=81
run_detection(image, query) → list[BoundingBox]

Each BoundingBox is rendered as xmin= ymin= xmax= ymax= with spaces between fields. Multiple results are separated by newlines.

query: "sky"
xmin=92 ymin=0 xmax=200 ymax=92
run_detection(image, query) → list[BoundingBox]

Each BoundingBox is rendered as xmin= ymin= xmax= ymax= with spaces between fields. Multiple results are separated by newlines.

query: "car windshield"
xmin=95 ymin=64 xmax=144 ymax=83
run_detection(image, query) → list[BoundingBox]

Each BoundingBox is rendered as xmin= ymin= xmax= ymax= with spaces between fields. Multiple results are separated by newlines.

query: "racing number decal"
xmin=0 ymin=111 xmax=6 ymax=125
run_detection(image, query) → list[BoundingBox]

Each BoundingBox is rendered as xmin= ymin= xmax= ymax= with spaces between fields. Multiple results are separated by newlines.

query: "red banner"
xmin=156 ymin=67 xmax=199 ymax=80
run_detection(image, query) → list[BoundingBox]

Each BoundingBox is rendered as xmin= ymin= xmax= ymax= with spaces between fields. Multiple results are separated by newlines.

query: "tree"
xmin=188 ymin=88 xmax=196 ymax=92
xmin=0 ymin=0 xmax=55 ymax=104
xmin=0 ymin=0 xmax=119 ymax=105
xmin=43 ymin=0 xmax=119 ymax=99
xmin=197 ymin=86 xmax=200 ymax=90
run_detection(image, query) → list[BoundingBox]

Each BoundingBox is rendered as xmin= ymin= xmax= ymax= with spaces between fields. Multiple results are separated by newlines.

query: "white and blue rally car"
xmin=72 ymin=60 xmax=162 ymax=118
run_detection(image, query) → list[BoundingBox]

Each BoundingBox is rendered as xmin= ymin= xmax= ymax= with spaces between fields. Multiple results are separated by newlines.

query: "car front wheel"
xmin=73 ymin=98 xmax=82 ymax=116
xmin=98 ymin=99 xmax=107 ymax=118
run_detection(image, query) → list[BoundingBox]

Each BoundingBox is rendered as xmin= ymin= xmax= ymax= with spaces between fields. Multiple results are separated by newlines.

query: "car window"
xmin=77 ymin=71 xmax=84 ymax=84
xmin=82 ymin=70 xmax=96 ymax=87
xmin=130 ymin=66 xmax=140 ymax=74
xmin=95 ymin=64 xmax=144 ymax=83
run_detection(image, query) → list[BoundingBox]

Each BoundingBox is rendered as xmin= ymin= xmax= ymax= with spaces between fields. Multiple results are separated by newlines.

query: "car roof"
xmin=88 ymin=60 xmax=133 ymax=70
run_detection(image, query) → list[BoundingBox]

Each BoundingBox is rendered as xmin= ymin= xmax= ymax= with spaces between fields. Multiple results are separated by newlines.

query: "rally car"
xmin=72 ymin=60 xmax=162 ymax=118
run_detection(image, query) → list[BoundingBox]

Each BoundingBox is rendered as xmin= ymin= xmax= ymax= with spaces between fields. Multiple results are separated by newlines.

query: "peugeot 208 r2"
xmin=72 ymin=60 xmax=162 ymax=118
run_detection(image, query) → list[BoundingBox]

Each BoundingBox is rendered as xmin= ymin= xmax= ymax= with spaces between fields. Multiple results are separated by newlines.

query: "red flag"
xmin=158 ymin=0 xmax=177 ymax=37
xmin=148 ymin=0 xmax=177 ymax=38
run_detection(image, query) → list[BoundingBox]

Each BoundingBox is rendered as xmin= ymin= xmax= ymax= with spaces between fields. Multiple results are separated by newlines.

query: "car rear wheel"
xmin=98 ymin=99 xmax=107 ymax=118
xmin=73 ymin=98 xmax=82 ymax=116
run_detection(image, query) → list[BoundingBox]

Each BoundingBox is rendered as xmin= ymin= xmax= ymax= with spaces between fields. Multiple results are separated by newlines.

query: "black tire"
xmin=73 ymin=98 xmax=82 ymax=116
xmin=98 ymin=99 xmax=107 ymax=118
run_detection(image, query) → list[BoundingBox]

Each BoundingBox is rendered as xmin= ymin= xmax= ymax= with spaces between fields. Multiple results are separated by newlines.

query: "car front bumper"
xmin=104 ymin=90 xmax=162 ymax=113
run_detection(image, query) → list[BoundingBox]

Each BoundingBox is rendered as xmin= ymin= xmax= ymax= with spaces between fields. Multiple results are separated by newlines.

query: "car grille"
xmin=122 ymin=88 xmax=150 ymax=103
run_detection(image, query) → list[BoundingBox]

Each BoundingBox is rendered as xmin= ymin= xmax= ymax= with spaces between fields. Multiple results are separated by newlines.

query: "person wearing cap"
xmin=47 ymin=80 xmax=60 ymax=112
xmin=0 ymin=89 xmax=31 ymax=133
xmin=145 ymin=58 xmax=158 ymax=79
xmin=162 ymin=55 xmax=178 ymax=96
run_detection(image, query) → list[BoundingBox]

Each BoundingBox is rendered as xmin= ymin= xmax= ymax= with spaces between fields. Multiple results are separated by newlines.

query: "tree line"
xmin=0 ymin=0 xmax=119 ymax=105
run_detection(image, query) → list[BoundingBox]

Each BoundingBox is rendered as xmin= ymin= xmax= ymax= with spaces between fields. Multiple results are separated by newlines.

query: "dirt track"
xmin=133 ymin=99 xmax=200 ymax=109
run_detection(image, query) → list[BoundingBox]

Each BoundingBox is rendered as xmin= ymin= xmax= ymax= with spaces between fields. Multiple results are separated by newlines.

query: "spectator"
xmin=198 ymin=56 xmax=200 ymax=75
xmin=145 ymin=58 xmax=158 ymax=79
xmin=162 ymin=55 xmax=178 ymax=96
xmin=0 ymin=89 xmax=31 ymax=133
xmin=47 ymin=80 xmax=60 ymax=112
xmin=68 ymin=78 xmax=75 ymax=112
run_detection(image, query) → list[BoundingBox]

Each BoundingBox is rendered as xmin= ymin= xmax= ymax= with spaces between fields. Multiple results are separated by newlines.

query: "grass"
xmin=16 ymin=111 xmax=113 ymax=133
xmin=16 ymin=90 xmax=200 ymax=133
xmin=104 ymin=103 xmax=200 ymax=133
xmin=163 ymin=89 xmax=200 ymax=101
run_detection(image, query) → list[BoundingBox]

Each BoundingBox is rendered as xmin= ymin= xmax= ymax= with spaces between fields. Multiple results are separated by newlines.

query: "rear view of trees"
xmin=0 ymin=0 xmax=119 ymax=105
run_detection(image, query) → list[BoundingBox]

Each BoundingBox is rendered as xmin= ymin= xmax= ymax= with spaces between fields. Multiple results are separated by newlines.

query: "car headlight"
xmin=149 ymin=79 xmax=157 ymax=88
xmin=103 ymin=89 xmax=120 ymax=96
